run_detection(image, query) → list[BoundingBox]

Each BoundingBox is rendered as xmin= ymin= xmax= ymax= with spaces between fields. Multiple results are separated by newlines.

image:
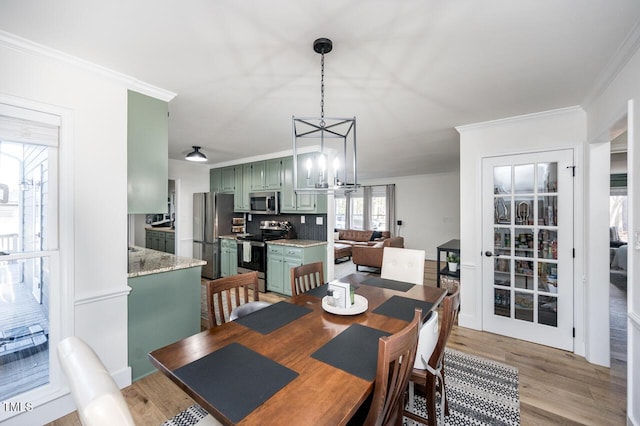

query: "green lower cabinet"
xmin=128 ymin=267 xmax=201 ymax=381
xmin=220 ymin=238 xmax=238 ymax=277
xmin=165 ymin=233 xmax=175 ymax=254
xmin=266 ymin=243 xmax=327 ymax=296
xmin=145 ymin=229 xmax=175 ymax=254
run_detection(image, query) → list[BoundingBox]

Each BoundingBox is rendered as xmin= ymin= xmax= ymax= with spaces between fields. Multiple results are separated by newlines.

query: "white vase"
xmin=448 ymin=262 xmax=458 ymax=273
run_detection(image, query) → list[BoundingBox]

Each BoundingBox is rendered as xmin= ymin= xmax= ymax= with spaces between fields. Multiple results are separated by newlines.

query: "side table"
xmin=436 ymin=239 xmax=460 ymax=288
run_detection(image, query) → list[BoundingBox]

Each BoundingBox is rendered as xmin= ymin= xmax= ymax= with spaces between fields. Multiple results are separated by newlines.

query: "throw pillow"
xmin=370 ymin=231 xmax=383 ymax=241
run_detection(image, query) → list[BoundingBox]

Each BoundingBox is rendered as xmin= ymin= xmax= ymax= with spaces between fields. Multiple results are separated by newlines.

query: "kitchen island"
xmin=127 ymin=247 xmax=206 ymax=380
xmin=266 ymin=239 xmax=327 ymax=296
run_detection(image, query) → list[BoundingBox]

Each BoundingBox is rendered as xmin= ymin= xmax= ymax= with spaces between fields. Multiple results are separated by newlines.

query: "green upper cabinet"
xmin=250 ymin=159 xmax=283 ymax=192
xmin=234 ymin=164 xmax=251 ymax=211
xmin=281 ymin=154 xmax=327 ymax=214
xmin=127 ymin=90 xmax=169 ymax=214
xmin=221 ymin=166 xmax=236 ymax=193
xmin=210 ymin=168 xmax=222 ymax=193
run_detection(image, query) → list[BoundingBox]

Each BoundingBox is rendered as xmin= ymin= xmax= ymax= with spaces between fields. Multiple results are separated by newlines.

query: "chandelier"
xmin=292 ymin=38 xmax=358 ymax=193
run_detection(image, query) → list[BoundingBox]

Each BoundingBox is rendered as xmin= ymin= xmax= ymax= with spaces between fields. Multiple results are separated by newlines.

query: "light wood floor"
xmin=49 ymin=260 xmax=627 ymax=425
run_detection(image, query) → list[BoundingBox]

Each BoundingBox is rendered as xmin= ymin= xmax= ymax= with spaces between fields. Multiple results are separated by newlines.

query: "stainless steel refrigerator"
xmin=193 ymin=192 xmax=235 ymax=279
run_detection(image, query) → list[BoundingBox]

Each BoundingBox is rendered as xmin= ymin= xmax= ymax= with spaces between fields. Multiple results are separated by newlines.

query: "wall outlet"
xmin=316 ymin=217 xmax=323 ymax=225
xmin=397 ymin=220 xmax=403 ymax=226
xmin=300 ymin=216 xmax=305 ymax=224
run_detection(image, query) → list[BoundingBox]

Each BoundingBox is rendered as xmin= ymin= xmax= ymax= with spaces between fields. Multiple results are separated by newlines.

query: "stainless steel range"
xmin=236 ymin=221 xmax=296 ymax=292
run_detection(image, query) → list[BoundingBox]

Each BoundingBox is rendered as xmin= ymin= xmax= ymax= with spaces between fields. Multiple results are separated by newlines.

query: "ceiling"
xmin=1 ymin=1 xmax=640 ymax=179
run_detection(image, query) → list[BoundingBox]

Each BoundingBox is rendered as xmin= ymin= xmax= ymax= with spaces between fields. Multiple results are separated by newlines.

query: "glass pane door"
xmin=483 ymin=151 xmax=573 ymax=350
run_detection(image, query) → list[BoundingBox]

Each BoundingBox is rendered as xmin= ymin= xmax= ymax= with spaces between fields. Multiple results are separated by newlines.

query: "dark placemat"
xmin=311 ymin=324 xmax=390 ymax=381
xmin=372 ymin=295 xmax=435 ymax=322
xmin=304 ymin=283 xmax=330 ymax=298
xmin=304 ymin=283 xmax=359 ymax=298
xmin=360 ymin=276 xmax=415 ymax=292
xmin=173 ymin=343 xmax=298 ymax=423
xmin=234 ymin=301 xmax=312 ymax=334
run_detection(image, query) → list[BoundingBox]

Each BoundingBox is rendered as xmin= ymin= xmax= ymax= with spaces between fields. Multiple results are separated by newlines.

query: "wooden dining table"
xmin=148 ymin=273 xmax=447 ymax=426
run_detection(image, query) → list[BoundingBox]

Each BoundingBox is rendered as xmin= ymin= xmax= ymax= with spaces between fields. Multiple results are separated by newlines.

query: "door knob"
xmin=484 ymin=251 xmax=494 ymax=257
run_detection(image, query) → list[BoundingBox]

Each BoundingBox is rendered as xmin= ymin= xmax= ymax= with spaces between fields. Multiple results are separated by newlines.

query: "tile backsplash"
xmin=245 ymin=214 xmax=327 ymax=241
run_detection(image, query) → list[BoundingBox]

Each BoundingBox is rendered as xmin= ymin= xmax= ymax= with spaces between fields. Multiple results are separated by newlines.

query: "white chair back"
xmin=58 ymin=336 xmax=135 ymax=426
xmin=414 ymin=311 xmax=439 ymax=369
xmin=381 ymin=247 xmax=426 ymax=285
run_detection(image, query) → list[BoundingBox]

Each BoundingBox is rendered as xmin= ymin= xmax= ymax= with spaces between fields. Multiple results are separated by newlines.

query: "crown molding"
xmin=582 ymin=20 xmax=640 ymax=109
xmin=455 ymin=105 xmax=583 ymax=133
xmin=0 ymin=30 xmax=176 ymax=102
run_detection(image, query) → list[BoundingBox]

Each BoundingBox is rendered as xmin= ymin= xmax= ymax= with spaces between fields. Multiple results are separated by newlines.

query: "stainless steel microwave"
xmin=249 ymin=191 xmax=279 ymax=215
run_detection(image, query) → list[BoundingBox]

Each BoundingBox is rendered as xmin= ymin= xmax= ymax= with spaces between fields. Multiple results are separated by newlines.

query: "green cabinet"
xmin=145 ymin=229 xmax=175 ymax=254
xmin=128 ymin=267 xmax=201 ymax=380
xmin=210 ymin=168 xmax=222 ymax=193
xmin=234 ymin=164 xmax=251 ymax=212
xmin=221 ymin=166 xmax=236 ymax=193
xmin=165 ymin=232 xmax=175 ymax=254
xmin=266 ymin=243 xmax=327 ymax=296
xmin=250 ymin=159 xmax=283 ymax=191
xmin=220 ymin=238 xmax=238 ymax=277
xmin=127 ymin=90 xmax=169 ymax=214
xmin=281 ymin=155 xmax=327 ymax=214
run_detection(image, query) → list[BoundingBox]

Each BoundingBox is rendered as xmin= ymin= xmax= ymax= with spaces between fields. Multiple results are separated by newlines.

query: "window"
xmin=335 ymin=195 xmax=346 ymax=229
xmin=371 ymin=186 xmax=387 ymax=231
xmin=610 ymin=195 xmax=628 ymax=242
xmin=350 ymin=191 xmax=364 ymax=230
xmin=0 ymin=110 xmax=59 ymax=403
xmin=334 ymin=184 xmax=395 ymax=231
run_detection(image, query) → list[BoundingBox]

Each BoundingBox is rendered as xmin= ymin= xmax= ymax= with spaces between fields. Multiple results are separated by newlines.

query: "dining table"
xmin=148 ymin=273 xmax=448 ymax=426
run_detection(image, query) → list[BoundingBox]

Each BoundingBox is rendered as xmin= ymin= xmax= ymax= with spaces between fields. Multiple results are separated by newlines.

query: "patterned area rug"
xmin=162 ymin=348 xmax=519 ymax=426
xmin=404 ymin=348 xmax=520 ymax=426
xmin=162 ymin=404 xmax=209 ymax=426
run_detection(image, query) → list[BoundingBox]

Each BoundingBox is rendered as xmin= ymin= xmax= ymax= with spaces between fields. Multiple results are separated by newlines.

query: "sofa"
xmin=334 ymin=229 xmax=391 ymax=263
xmin=351 ymin=236 xmax=405 ymax=270
xmin=335 ymin=229 xmax=390 ymax=247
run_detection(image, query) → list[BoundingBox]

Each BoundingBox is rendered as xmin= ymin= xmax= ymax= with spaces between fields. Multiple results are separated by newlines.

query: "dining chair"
xmin=363 ymin=309 xmax=422 ymax=426
xmin=407 ymin=311 xmax=438 ymax=412
xmin=57 ymin=336 xmax=135 ymax=426
xmin=206 ymin=271 xmax=269 ymax=327
xmin=380 ymin=247 xmax=426 ymax=285
xmin=404 ymin=284 xmax=461 ymax=426
xmin=290 ymin=261 xmax=325 ymax=296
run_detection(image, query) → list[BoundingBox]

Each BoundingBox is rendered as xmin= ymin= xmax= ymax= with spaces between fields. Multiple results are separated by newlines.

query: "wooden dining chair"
xmin=380 ymin=247 xmax=425 ymax=285
xmin=206 ymin=271 xmax=266 ymax=328
xmin=290 ymin=261 xmax=324 ymax=296
xmin=363 ymin=309 xmax=422 ymax=426
xmin=404 ymin=285 xmax=460 ymax=426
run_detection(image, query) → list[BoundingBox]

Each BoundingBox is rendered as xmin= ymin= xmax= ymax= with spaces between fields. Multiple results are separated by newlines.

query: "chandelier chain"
xmin=320 ymin=51 xmax=325 ymax=126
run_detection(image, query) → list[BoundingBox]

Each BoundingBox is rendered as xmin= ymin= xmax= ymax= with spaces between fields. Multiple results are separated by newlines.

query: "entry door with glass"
xmin=482 ymin=150 xmax=574 ymax=351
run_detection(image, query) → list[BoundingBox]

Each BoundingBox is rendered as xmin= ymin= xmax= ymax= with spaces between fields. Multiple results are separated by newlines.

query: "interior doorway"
xmin=609 ymin=119 xmax=628 ymax=368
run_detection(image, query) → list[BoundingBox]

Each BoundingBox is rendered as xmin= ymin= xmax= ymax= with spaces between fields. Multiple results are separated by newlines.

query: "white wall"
xmin=168 ymin=159 xmax=210 ymax=257
xmin=0 ymin=33 xmax=171 ymax=424
xmin=456 ymin=108 xmax=587 ymax=359
xmin=584 ymin=39 xmax=640 ymax=424
xmin=360 ymin=172 xmax=460 ymax=260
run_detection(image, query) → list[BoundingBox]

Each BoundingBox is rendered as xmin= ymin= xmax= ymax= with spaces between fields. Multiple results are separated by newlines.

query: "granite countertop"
xmin=267 ymin=239 xmax=328 ymax=248
xmin=219 ymin=234 xmax=238 ymax=240
xmin=127 ymin=246 xmax=206 ymax=278
xmin=145 ymin=227 xmax=175 ymax=233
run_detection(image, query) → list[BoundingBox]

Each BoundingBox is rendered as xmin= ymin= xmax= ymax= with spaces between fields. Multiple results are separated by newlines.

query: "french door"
xmin=482 ymin=150 xmax=574 ymax=350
